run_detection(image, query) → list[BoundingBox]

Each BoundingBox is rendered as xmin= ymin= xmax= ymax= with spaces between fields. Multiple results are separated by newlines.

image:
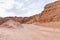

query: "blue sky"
xmin=0 ymin=0 xmax=56 ymax=17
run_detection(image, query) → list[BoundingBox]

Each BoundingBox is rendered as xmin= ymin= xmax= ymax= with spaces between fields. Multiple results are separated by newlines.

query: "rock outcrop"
xmin=23 ymin=1 xmax=60 ymax=23
xmin=39 ymin=1 xmax=60 ymax=22
xmin=0 ymin=20 xmax=23 ymax=28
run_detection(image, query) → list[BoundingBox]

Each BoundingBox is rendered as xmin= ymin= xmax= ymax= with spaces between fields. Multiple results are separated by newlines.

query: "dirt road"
xmin=0 ymin=24 xmax=60 ymax=40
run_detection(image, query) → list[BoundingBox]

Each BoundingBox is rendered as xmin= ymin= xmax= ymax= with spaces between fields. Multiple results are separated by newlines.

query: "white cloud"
xmin=15 ymin=2 xmax=24 ymax=9
xmin=25 ymin=0 xmax=29 ymax=2
xmin=0 ymin=0 xmax=56 ymax=17
xmin=0 ymin=0 xmax=15 ymax=17
xmin=0 ymin=0 xmax=15 ymax=9
xmin=0 ymin=7 xmax=15 ymax=17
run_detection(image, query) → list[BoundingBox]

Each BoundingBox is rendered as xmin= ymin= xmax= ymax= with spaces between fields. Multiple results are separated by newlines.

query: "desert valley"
xmin=0 ymin=0 xmax=60 ymax=40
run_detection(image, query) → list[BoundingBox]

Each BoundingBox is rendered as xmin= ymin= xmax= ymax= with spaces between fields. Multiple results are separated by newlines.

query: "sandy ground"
xmin=38 ymin=22 xmax=60 ymax=28
xmin=0 ymin=24 xmax=60 ymax=40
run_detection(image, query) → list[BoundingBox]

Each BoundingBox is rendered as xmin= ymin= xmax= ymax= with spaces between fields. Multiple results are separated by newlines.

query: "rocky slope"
xmin=26 ymin=1 xmax=60 ymax=23
xmin=39 ymin=1 xmax=60 ymax=22
xmin=0 ymin=20 xmax=22 ymax=28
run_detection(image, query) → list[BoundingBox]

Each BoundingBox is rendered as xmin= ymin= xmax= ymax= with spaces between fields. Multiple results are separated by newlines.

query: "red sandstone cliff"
xmin=23 ymin=1 xmax=60 ymax=23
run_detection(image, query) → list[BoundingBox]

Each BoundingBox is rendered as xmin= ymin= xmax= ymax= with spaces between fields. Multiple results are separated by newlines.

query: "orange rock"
xmin=0 ymin=20 xmax=23 ymax=28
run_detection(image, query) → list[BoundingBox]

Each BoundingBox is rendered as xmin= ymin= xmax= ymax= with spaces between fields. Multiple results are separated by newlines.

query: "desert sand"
xmin=0 ymin=23 xmax=60 ymax=40
xmin=0 ymin=19 xmax=60 ymax=40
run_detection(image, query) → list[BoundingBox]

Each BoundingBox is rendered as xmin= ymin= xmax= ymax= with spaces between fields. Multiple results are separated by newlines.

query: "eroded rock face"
xmin=26 ymin=1 xmax=60 ymax=23
xmin=39 ymin=1 xmax=60 ymax=22
xmin=27 ymin=1 xmax=60 ymax=23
